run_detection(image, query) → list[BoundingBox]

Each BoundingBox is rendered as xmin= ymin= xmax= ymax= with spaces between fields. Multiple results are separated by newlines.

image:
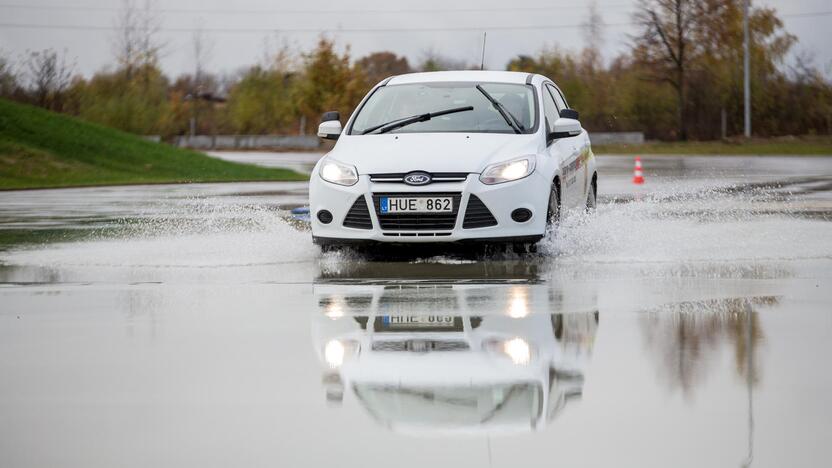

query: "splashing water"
xmin=1 ymin=182 xmax=830 ymax=281
xmin=1 ymin=197 xmax=316 ymax=270
xmin=541 ymin=184 xmax=832 ymax=264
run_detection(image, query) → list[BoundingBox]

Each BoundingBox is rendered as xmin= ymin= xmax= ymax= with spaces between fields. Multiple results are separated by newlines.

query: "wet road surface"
xmin=207 ymin=151 xmax=321 ymax=174
xmin=1 ymin=155 xmax=831 ymax=467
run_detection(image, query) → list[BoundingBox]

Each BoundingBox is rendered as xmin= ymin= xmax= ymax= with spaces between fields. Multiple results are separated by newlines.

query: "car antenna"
xmin=480 ymin=32 xmax=487 ymax=70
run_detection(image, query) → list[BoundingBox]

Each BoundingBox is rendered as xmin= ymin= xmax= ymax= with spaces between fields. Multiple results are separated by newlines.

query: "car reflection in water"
xmin=310 ymin=281 xmax=599 ymax=436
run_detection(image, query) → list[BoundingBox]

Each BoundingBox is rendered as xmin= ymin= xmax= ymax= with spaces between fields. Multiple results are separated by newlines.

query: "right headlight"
xmin=324 ymin=339 xmax=360 ymax=368
xmin=479 ymin=156 xmax=536 ymax=185
xmin=320 ymin=159 xmax=359 ymax=186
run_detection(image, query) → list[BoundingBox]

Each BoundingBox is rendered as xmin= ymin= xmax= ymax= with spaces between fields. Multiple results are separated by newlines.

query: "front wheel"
xmin=546 ymin=180 xmax=561 ymax=233
xmin=511 ymin=242 xmax=538 ymax=255
xmin=586 ymin=178 xmax=597 ymax=212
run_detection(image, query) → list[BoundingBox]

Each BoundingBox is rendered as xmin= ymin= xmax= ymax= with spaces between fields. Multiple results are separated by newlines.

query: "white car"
xmin=310 ymin=70 xmax=596 ymax=249
xmin=311 ymin=283 xmax=599 ymax=435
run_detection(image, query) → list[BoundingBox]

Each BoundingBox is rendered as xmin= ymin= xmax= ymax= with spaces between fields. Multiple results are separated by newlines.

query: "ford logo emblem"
xmin=403 ymin=172 xmax=432 ymax=186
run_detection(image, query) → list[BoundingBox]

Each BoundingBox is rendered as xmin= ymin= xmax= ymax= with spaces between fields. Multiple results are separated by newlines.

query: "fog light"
xmin=317 ymin=210 xmax=333 ymax=224
xmin=511 ymin=208 xmax=532 ymax=223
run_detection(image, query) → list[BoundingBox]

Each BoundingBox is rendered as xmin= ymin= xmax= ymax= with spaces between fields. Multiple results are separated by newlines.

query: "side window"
xmin=542 ymin=86 xmax=559 ymax=134
xmin=546 ymin=84 xmax=568 ymax=112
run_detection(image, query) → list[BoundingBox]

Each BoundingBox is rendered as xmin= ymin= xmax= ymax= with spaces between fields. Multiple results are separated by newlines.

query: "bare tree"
xmin=0 ymin=50 xmax=20 ymax=98
xmin=24 ymin=48 xmax=75 ymax=110
xmin=113 ymin=0 xmax=164 ymax=79
xmin=633 ymin=0 xmax=699 ymax=140
xmin=582 ymin=0 xmax=606 ymax=54
xmin=581 ymin=0 xmax=606 ymax=72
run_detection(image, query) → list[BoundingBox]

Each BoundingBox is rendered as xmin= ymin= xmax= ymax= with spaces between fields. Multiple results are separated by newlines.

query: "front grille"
xmin=370 ymin=172 xmax=468 ymax=184
xmin=382 ymin=232 xmax=451 ymax=237
xmin=343 ymin=196 xmax=373 ymax=229
xmin=372 ymin=340 xmax=469 ymax=352
xmin=372 ymin=192 xmax=462 ymax=231
xmin=463 ymin=195 xmax=498 ymax=229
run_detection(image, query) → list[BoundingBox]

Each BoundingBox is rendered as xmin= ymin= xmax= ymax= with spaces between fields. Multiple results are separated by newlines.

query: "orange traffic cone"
xmin=632 ymin=156 xmax=645 ymax=184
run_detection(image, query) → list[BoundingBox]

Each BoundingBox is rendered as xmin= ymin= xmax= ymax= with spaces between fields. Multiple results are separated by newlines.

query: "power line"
xmin=0 ymin=22 xmax=636 ymax=34
xmin=0 ymin=11 xmax=828 ymax=35
xmin=0 ymin=2 xmax=632 ymax=15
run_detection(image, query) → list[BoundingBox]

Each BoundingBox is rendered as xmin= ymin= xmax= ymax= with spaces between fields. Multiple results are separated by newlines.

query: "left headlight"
xmin=479 ymin=156 xmax=536 ymax=185
xmin=320 ymin=160 xmax=359 ymax=186
xmin=483 ymin=337 xmax=535 ymax=365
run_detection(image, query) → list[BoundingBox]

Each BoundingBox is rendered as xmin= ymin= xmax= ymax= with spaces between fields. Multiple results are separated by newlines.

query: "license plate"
xmin=376 ymin=315 xmax=459 ymax=331
xmin=379 ymin=197 xmax=453 ymax=214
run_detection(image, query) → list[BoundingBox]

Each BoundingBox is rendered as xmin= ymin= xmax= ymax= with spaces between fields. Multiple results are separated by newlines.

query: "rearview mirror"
xmin=318 ymin=111 xmax=342 ymax=140
xmin=559 ymin=108 xmax=579 ymax=120
xmin=547 ymin=117 xmax=582 ymax=142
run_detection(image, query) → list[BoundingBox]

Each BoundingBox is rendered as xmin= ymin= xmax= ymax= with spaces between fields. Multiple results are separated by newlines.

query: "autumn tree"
xmin=295 ymin=38 xmax=369 ymax=127
xmin=74 ymin=65 xmax=171 ymax=135
xmin=418 ymin=49 xmax=470 ymax=72
xmin=356 ymin=51 xmax=411 ymax=86
xmin=632 ymin=0 xmax=803 ymax=139
xmin=226 ymin=66 xmax=296 ymax=134
xmin=691 ymin=0 xmax=796 ymax=137
xmin=632 ymin=0 xmax=700 ymax=140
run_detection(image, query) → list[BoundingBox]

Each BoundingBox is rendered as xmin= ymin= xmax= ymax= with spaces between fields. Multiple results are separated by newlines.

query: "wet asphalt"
xmin=1 ymin=154 xmax=831 ymax=467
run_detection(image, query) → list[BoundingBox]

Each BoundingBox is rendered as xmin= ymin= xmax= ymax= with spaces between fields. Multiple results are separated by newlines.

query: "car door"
xmin=543 ymin=84 xmax=582 ymax=208
xmin=548 ymin=84 xmax=590 ymax=207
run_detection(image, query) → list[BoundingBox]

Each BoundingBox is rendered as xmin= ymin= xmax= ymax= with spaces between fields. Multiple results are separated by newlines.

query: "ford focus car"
xmin=310 ymin=282 xmax=599 ymax=435
xmin=310 ymin=71 xmax=596 ymax=249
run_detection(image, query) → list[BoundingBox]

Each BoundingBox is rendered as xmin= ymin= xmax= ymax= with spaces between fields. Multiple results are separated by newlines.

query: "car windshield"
xmin=350 ymin=82 xmax=537 ymax=135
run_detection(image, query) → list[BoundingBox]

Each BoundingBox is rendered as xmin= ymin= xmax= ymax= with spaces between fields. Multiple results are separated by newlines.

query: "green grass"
xmin=594 ymin=137 xmax=832 ymax=156
xmin=0 ymin=98 xmax=308 ymax=190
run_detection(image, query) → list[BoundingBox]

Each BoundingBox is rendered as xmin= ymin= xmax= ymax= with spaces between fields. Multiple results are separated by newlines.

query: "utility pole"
xmin=743 ymin=0 xmax=751 ymax=138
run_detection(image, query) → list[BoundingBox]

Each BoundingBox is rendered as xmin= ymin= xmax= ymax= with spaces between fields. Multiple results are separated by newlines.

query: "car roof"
xmin=386 ymin=70 xmax=534 ymax=86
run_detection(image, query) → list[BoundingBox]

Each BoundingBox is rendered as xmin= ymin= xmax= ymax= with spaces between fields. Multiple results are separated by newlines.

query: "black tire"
xmin=319 ymin=244 xmax=338 ymax=254
xmin=546 ymin=179 xmax=561 ymax=232
xmin=586 ymin=177 xmax=597 ymax=212
xmin=552 ymin=313 xmax=564 ymax=340
xmin=511 ymin=242 xmax=538 ymax=255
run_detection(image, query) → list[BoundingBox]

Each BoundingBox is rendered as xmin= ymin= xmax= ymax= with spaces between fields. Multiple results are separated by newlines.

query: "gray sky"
xmin=1 ymin=0 xmax=831 ymax=79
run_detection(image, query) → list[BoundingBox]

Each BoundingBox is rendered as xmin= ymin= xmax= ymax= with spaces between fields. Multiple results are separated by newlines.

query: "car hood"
xmin=326 ymin=133 xmax=541 ymax=174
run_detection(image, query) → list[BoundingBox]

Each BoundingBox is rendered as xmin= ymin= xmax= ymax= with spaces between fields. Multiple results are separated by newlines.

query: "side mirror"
xmin=318 ymin=111 xmax=342 ymax=140
xmin=559 ymin=108 xmax=579 ymax=120
xmin=547 ymin=118 xmax=582 ymax=142
xmin=321 ymin=111 xmax=340 ymax=123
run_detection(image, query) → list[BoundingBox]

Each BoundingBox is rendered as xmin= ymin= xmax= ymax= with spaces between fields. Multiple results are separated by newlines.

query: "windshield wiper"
xmin=362 ymin=106 xmax=474 ymax=135
xmin=475 ymin=84 xmax=524 ymax=134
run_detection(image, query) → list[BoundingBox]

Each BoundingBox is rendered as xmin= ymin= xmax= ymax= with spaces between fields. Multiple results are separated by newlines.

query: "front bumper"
xmin=309 ymin=172 xmax=550 ymax=244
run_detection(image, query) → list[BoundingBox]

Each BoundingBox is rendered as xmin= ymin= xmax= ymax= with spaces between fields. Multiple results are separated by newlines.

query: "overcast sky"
xmin=1 ymin=0 xmax=831 ymax=79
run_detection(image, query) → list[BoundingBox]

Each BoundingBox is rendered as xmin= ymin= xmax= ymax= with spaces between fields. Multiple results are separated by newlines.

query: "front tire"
xmin=546 ymin=179 xmax=561 ymax=233
xmin=586 ymin=178 xmax=597 ymax=212
xmin=511 ymin=242 xmax=538 ymax=255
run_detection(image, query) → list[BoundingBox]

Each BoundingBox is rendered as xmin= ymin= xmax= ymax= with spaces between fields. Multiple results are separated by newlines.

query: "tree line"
xmin=0 ymin=0 xmax=830 ymax=141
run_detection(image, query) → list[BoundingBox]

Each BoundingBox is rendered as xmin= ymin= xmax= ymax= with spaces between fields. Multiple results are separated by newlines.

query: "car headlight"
xmin=320 ymin=160 xmax=358 ymax=186
xmin=479 ymin=156 xmax=536 ymax=185
xmin=483 ymin=337 xmax=534 ymax=365
xmin=324 ymin=339 xmax=360 ymax=368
